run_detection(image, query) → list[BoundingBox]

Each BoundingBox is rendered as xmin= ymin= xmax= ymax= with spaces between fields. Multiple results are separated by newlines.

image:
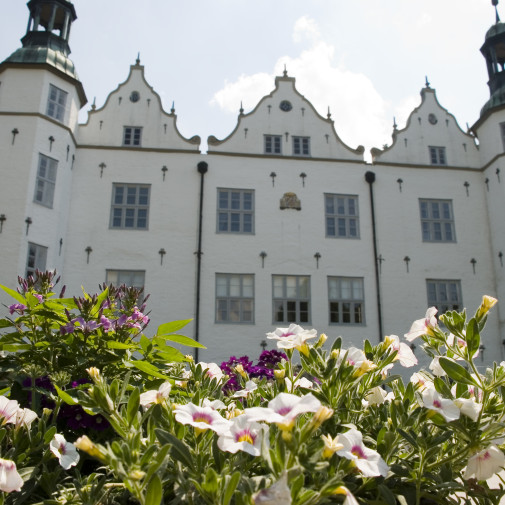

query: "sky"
xmin=0 ymin=0 xmax=498 ymax=157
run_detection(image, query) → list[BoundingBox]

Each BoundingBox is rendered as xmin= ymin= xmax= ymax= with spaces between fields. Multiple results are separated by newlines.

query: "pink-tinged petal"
xmin=464 ymin=445 xmax=505 ymax=480
xmin=0 ymin=396 xmax=19 ymax=425
xmin=0 ymin=459 xmax=23 ymax=492
xmin=405 ymin=307 xmax=438 ymax=342
xmin=217 ymin=415 xmax=268 ymax=456
xmin=139 ymin=382 xmax=171 ymax=408
xmin=175 ymin=403 xmax=230 ymax=434
xmin=397 ymin=342 xmax=418 ymax=367
xmin=253 ymin=472 xmax=291 ymax=505
xmin=421 ymin=388 xmax=460 ymax=422
xmin=14 ymin=408 xmax=37 ymax=428
xmin=50 ymin=434 xmax=80 ymax=470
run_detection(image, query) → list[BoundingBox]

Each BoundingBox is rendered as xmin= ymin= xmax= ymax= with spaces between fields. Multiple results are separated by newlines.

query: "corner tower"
xmin=0 ymin=0 xmax=86 ymax=291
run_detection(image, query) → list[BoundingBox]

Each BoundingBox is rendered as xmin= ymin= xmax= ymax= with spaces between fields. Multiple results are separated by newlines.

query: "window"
xmin=293 ymin=136 xmax=310 ymax=156
xmin=272 ymin=275 xmax=310 ymax=324
xmin=34 ymin=154 xmax=57 ymax=207
xmin=26 ymin=243 xmax=47 ymax=278
xmin=325 ymin=194 xmax=359 ymax=238
xmin=419 ymin=199 xmax=455 ymax=242
xmin=106 ymin=270 xmax=145 ymax=289
xmin=215 ymin=274 xmax=254 ymax=323
xmin=217 ymin=189 xmax=254 ymax=233
xmin=328 ymin=277 xmax=364 ymax=325
xmin=110 ymin=184 xmax=150 ymax=229
xmin=429 ymin=146 xmax=447 ymax=165
xmin=427 ymin=279 xmax=462 ymax=314
xmin=264 ymin=135 xmax=282 ymax=154
xmin=123 ymin=127 xmax=142 ymax=146
xmin=46 ymin=84 xmax=67 ymax=122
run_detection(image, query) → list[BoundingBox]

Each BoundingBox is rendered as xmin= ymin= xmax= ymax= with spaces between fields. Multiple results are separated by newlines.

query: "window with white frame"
xmin=215 ymin=274 xmax=254 ymax=323
xmin=34 ymin=154 xmax=57 ymax=208
xmin=264 ymin=135 xmax=282 ymax=154
xmin=110 ymin=184 xmax=150 ymax=229
xmin=293 ymin=136 xmax=310 ymax=156
xmin=427 ymin=279 xmax=462 ymax=314
xmin=328 ymin=277 xmax=364 ymax=324
xmin=123 ymin=127 xmax=142 ymax=146
xmin=106 ymin=270 xmax=145 ymax=289
xmin=325 ymin=194 xmax=359 ymax=238
xmin=272 ymin=275 xmax=310 ymax=324
xmin=26 ymin=243 xmax=47 ymax=278
xmin=419 ymin=199 xmax=455 ymax=242
xmin=429 ymin=146 xmax=447 ymax=165
xmin=46 ymin=84 xmax=67 ymax=122
xmin=217 ymin=189 xmax=254 ymax=233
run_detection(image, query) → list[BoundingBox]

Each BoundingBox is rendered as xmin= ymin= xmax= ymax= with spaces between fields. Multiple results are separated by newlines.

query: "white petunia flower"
xmin=14 ymin=407 xmax=37 ymax=428
xmin=0 ymin=458 xmax=23 ymax=493
xmin=421 ymin=388 xmax=460 ymax=422
xmin=174 ymin=403 xmax=230 ymax=434
xmin=429 ymin=356 xmax=447 ymax=377
xmin=139 ymin=382 xmax=172 ymax=408
xmin=253 ymin=471 xmax=291 ymax=505
xmin=454 ymin=397 xmax=481 ymax=422
xmin=232 ymin=380 xmax=258 ymax=398
xmin=197 ymin=362 xmax=225 ymax=382
xmin=334 ymin=486 xmax=359 ymax=505
xmin=336 ymin=428 xmax=389 ymax=477
xmin=0 ymin=396 xmax=19 ymax=425
xmin=245 ymin=393 xmax=321 ymax=430
xmin=50 ymin=434 xmax=80 ymax=470
xmin=202 ymin=398 xmax=227 ymax=410
xmin=464 ymin=445 xmax=505 ymax=480
xmin=266 ymin=324 xmax=317 ymax=351
xmin=384 ymin=335 xmax=418 ymax=367
xmin=365 ymin=387 xmax=388 ymax=406
xmin=285 ymin=377 xmax=314 ymax=391
xmin=405 ymin=307 xmax=438 ymax=342
xmin=217 ymin=415 xmax=268 ymax=456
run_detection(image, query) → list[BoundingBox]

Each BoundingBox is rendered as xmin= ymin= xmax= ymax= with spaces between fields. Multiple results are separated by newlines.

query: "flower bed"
xmin=0 ymin=271 xmax=503 ymax=504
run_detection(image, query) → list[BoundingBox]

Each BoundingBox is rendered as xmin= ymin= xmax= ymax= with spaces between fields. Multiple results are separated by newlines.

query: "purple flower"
xmin=34 ymin=294 xmax=43 ymax=303
xmin=100 ymin=315 xmax=112 ymax=332
xmin=74 ymin=317 xmax=101 ymax=333
xmin=8 ymin=304 xmax=26 ymax=315
xmin=60 ymin=322 xmax=75 ymax=335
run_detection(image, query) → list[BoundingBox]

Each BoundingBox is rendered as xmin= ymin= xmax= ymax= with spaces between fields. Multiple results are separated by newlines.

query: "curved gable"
xmin=371 ymin=86 xmax=479 ymax=168
xmin=77 ymin=61 xmax=200 ymax=151
xmin=207 ymin=73 xmax=364 ymax=162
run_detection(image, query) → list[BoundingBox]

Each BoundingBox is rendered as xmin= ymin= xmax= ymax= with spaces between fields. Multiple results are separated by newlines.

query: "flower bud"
xmin=274 ymin=369 xmax=285 ymax=381
xmin=75 ymin=435 xmax=105 ymax=461
xmin=321 ymin=434 xmax=344 ymax=459
xmin=311 ymin=406 xmax=334 ymax=429
xmin=330 ymin=349 xmax=340 ymax=360
xmin=129 ymin=470 xmax=146 ymax=480
xmin=315 ymin=333 xmax=327 ymax=348
xmin=86 ymin=367 xmax=101 ymax=382
xmin=476 ymin=295 xmax=498 ymax=319
xmin=296 ymin=343 xmax=310 ymax=357
xmin=235 ymin=364 xmax=247 ymax=378
xmin=353 ymin=359 xmax=377 ymax=377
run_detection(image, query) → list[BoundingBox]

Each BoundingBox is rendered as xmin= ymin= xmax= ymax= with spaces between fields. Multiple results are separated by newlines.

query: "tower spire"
xmin=493 ymin=0 xmax=501 ymax=23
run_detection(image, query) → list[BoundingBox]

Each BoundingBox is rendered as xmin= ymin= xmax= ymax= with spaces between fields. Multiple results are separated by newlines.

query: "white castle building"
xmin=1 ymin=0 xmax=505 ymax=366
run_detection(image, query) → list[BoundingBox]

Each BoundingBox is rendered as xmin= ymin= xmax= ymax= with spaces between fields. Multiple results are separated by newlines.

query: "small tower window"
xmin=429 ymin=146 xmax=447 ymax=165
xmin=264 ymin=135 xmax=282 ymax=154
xmin=46 ymin=84 xmax=67 ymax=122
xmin=123 ymin=127 xmax=142 ymax=146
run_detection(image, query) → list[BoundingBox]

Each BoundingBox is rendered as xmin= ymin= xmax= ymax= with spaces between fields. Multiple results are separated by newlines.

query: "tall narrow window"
xmin=34 ymin=154 xmax=57 ymax=208
xmin=46 ymin=84 xmax=67 ymax=122
xmin=123 ymin=127 xmax=142 ymax=146
xmin=26 ymin=243 xmax=48 ymax=277
xmin=215 ymin=274 xmax=254 ymax=323
xmin=264 ymin=135 xmax=282 ymax=154
xmin=293 ymin=136 xmax=310 ymax=156
xmin=328 ymin=277 xmax=364 ymax=324
xmin=217 ymin=189 xmax=254 ymax=233
xmin=325 ymin=194 xmax=359 ymax=238
xmin=110 ymin=184 xmax=150 ymax=229
xmin=427 ymin=279 xmax=462 ymax=314
xmin=429 ymin=146 xmax=447 ymax=165
xmin=272 ymin=275 xmax=310 ymax=324
xmin=419 ymin=199 xmax=455 ymax=242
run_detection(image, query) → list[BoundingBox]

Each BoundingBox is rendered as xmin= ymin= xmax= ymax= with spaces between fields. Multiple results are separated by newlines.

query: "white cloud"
xmin=210 ymin=17 xmax=416 ymax=159
xmin=292 ymin=16 xmax=321 ymax=44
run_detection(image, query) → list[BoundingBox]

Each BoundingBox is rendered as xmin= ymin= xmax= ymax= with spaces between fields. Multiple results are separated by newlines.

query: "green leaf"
xmin=156 ymin=334 xmax=206 ymax=349
xmin=54 ymin=384 xmax=78 ymax=405
xmin=1 ymin=344 xmax=31 ymax=352
xmin=379 ymin=484 xmax=397 ymax=505
xmin=107 ymin=341 xmax=136 ymax=349
xmin=439 ymin=357 xmax=479 ymax=386
xmin=202 ymin=467 xmax=219 ymax=495
xmin=156 ymin=319 xmax=192 ymax=336
xmin=222 ymin=471 xmax=241 ymax=505
xmin=144 ymin=474 xmax=162 ymax=505
xmin=154 ymin=349 xmax=186 ymax=362
xmin=155 ymin=429 xmax=194 ymax=469
xmin=397 ymin=428 xmax=418 ymax=448
xmin=0 ymin=319 xmax=13 ymax=328
xmin=92 ymin=287 xmax=109 ymax=316
xmin=465 ymin=318 xmax=480 ymax=358
xmin=126 ymin=387 xmax=140 ymax=426
xmin=43 ymin=426 xmax=57 ymax=444
xmin=131 ymin=361 xmax=170 ymax=379
xmin=0 ymin=284 xmax=26 ymax=304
